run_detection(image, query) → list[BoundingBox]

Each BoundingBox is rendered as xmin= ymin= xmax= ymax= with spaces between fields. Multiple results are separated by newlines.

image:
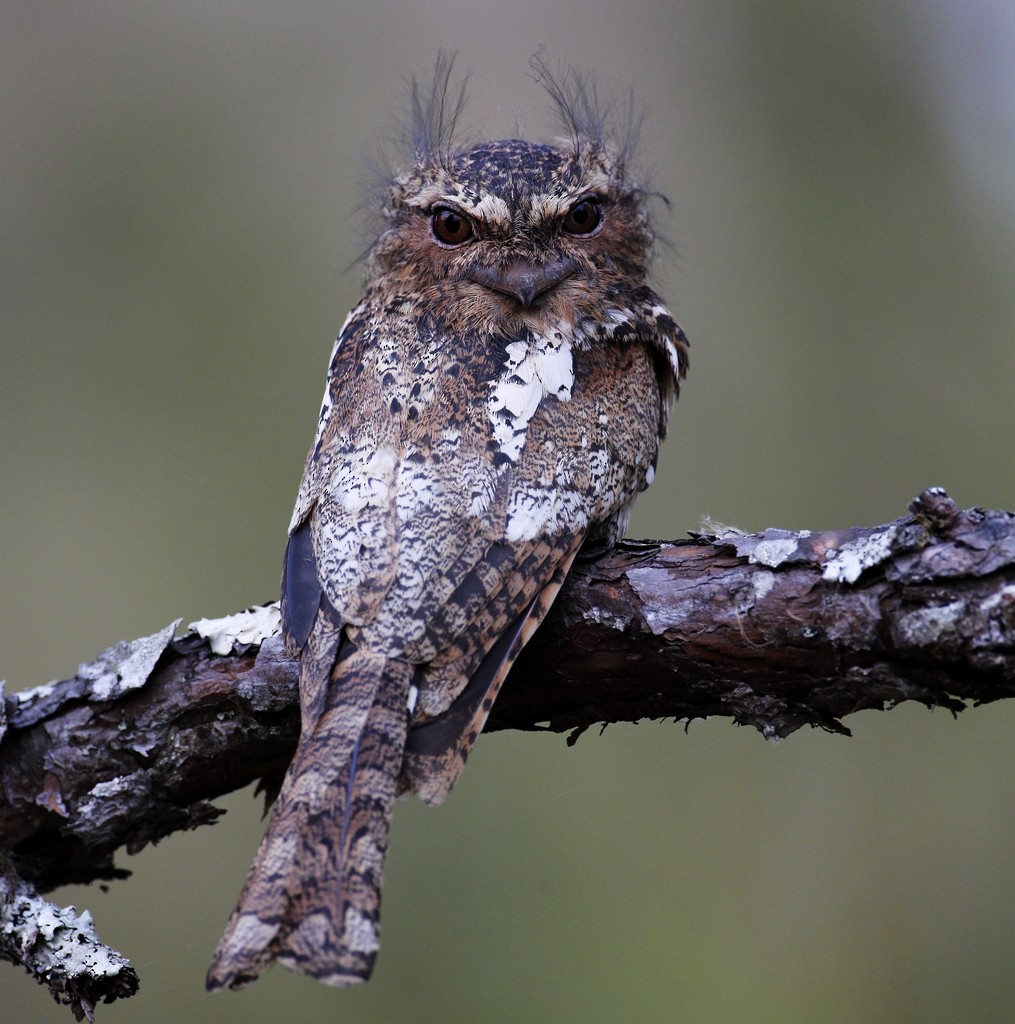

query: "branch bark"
xmin=2 ymin=487 xmax=1014 ymax=1014
xmin=0 ymin=862 xmax=138 ymax=1022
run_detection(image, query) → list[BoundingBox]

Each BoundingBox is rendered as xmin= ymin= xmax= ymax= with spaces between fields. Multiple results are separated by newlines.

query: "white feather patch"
xmin=488 ymin=326 xmax=573 ymax=463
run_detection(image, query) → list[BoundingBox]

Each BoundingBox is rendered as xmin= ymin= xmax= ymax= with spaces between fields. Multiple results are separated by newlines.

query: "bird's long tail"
xmin=206 ymin=640 xmax=410 ymax=990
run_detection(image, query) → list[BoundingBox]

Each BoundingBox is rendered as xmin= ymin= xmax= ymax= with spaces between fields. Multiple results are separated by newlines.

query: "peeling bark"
xmin=1 ymin=488 xmax=1014 ymax=1015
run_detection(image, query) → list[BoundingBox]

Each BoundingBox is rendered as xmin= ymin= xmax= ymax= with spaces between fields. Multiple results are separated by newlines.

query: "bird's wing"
xmin=401 ymin=533 xmax=583 ymax=803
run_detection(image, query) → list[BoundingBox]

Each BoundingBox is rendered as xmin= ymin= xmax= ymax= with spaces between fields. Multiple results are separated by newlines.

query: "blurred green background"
xmin=4 ymin=3 xmax=1015 ymax=1022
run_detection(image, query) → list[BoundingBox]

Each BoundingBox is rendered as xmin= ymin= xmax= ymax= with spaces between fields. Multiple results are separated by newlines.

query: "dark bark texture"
xmin=2 ymin=488 xmax=1014 ymax=1015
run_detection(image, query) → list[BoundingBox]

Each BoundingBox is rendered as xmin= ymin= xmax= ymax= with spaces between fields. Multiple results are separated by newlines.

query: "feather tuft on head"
xmin=528 ymin=53 xmax=643 ymax=174
xmin=406 ymin=51 xmax=468 ymax=170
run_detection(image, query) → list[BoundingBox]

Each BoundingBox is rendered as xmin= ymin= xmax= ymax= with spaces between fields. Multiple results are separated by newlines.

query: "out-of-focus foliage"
xmin=3 ymin=3 xmax=1014 ymax=1021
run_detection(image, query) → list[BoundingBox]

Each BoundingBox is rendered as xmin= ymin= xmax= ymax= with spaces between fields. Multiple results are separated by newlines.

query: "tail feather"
xmin=207 ymin=641 xmax=410 ymax=991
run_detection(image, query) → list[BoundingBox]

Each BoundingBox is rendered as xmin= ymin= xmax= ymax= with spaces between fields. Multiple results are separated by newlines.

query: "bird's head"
xmin=365 ymin=56 xmax=661 ymax=339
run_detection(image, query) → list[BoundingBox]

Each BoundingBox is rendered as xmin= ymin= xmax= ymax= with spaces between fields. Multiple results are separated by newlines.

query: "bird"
xmin=206 ymin=55 xmax=688 ymax=992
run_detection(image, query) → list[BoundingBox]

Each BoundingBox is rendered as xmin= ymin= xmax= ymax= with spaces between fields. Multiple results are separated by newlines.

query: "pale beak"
xmin=467 ymin=256 xmax=577 ymax=307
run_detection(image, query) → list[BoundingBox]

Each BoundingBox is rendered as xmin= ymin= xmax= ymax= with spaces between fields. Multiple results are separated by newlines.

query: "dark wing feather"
xmin=281 ymin=517 xmax=323 ymax=655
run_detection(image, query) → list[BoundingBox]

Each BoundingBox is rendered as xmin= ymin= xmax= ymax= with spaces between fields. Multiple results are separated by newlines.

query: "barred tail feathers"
xmin=207 ymin=643 xmax=410 ymax=990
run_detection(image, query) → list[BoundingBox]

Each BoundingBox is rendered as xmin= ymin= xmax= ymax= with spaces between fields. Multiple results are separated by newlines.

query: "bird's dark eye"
xmin=561 ymin=198 xmax=602 ymax=235
xmin=431 ymin=207 xmax=474 ymax=246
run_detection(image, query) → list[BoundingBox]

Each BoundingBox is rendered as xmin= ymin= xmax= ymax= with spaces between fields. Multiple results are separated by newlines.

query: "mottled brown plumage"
xmin=207 ymin=55 xmax=688 ymax=991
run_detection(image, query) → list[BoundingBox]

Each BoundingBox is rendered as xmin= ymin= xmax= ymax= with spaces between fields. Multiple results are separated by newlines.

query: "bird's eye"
xmin=561 ymin=198 xmax=602 ymax=236
xmin=431 ymin=207 xmax=474 ymax=246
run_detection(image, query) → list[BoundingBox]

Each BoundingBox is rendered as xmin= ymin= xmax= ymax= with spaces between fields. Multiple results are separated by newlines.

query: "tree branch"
xmin=2 ymin=487 xmax=1014 ymax=1014
xmin=0 ymin=862 xmax=138 ymax=1022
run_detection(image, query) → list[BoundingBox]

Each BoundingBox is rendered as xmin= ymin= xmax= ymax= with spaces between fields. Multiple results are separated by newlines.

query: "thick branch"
xmin=1 ymin=488 xmax=1013 ymax=1011
xmin=497 ymin=486 xmax=1015 ymax=738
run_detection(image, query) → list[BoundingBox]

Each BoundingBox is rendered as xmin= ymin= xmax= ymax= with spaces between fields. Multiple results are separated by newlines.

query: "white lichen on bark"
xmin=189 ymin=603 xmax=282 ymax=655
xmin=0 ymin=871 xmax=135 ymax=1023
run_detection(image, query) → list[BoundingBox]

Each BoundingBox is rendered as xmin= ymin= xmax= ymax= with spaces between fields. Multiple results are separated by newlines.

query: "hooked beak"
xmin=467 ymin=255 xmax=577 ymax=308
